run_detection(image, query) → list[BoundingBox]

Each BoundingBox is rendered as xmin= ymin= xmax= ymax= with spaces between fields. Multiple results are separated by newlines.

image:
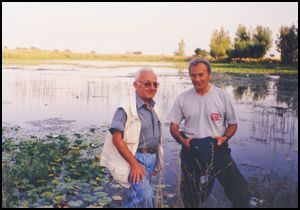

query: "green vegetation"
xmin=2 ymin=48 xmax=298 ymax=74
xmin=209 ymin=27 xmax=231 ymax=58
xmin=276 ymin=24 xmax=298 ymax=65
xmin=198 ymin=23 xmax=297 ymax=67
xmin=2 ymin=48 xmax=188 ymax=64
xmin=210 ymin=62 xmax=297 ymax=74
xmin=194 ymin=48 xmax=209 ymax=58
xmin=227 ymin=25 xmax=272 ymax=60
xmin=2 ymin=133 xmax=112 ymax=208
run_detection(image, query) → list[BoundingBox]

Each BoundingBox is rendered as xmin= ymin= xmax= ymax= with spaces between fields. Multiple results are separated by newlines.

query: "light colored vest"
xmin=100 ymin=95 xmax=164 ymax=188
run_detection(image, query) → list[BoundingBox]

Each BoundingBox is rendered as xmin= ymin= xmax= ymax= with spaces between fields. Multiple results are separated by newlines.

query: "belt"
xmin=136 ymin=147 xmax=158 ymax=154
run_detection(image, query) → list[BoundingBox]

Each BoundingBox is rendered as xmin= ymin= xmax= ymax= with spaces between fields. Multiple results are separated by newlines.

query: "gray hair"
xmin=134 ymin=68 xmax=155 ymax=82
xmin=188 ymin=58 xmax=211 ymax=74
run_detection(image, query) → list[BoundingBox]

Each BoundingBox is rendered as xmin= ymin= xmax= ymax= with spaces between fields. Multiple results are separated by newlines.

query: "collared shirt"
xmin=109 ymin=94 xmax=161 ymax=149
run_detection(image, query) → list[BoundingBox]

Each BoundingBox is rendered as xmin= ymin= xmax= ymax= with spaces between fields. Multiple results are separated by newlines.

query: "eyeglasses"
xmin=137 ymin=81 xmax=160 ymax=88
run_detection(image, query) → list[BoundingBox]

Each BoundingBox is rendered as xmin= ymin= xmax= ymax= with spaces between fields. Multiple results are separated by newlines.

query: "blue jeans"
xmin=124 ymin=152 xmax=157 ymax=208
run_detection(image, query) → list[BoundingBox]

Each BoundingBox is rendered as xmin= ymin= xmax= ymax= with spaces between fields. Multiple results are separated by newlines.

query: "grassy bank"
xmin=209 ymin=62 xmax=298 ymax=74
xmin=2 ymin=48 xmax=298 ymax=74
xmin=2 ymin=48 xmax=187 ymax=64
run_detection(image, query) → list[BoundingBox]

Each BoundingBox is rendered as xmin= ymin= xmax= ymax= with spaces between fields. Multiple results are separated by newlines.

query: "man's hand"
xmin=212 ymin=136 xmax=228 ymax=146
xmin=129 ymin=162 xmax=146 ymax=184
xmin=112 ymin=130 xmax=146 ymax=184
xmin=182 ymin=137 xmax=193 ymax=150
xmin=212 ymin=124 xmax=237 ymax=146
xmin=169 ymin=122 xmax=193 ymax=150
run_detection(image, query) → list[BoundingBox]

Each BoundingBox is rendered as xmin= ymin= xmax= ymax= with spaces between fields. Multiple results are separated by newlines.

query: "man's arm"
xmin=170 ymin=122 xmax=192 ymax=150
xmin=112 ymin=130 xmax=145 ymax=184
xmin=213 ymin=124 xmax=237 ymax=146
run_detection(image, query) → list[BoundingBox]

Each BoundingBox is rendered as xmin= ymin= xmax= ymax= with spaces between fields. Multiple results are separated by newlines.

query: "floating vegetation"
xmin=1 ymin=126 xmax=119 ymax=208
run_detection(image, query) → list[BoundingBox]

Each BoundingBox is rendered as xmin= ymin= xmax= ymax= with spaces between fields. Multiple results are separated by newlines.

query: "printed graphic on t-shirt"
xmin=210 ymin=112 xmax=221 ymax=122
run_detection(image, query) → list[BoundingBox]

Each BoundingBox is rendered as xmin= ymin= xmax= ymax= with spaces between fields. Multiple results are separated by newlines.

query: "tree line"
xmin=176 ymin=23 xmax=298 ymax=65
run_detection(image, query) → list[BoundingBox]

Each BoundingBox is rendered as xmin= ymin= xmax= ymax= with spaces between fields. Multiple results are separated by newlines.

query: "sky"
xmin=2 ymin=2 xmax=298 ymax=56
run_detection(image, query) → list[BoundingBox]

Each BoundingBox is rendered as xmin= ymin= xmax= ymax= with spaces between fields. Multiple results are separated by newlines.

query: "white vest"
xmin=100 ymin=95 xmax=164 ymax=188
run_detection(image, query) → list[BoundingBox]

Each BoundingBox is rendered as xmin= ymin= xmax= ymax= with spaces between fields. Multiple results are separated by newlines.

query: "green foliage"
xmin=231 ymin=24 xmax=252 ymax=59
xmin=194 ymin=48 xmax=209 ymax=58
xmin=251 ymin=25 xmax=272 ymax=59
xmin=276 ymin=24 xmax=298 ymax=65
xmin=210 ymin=27 xmax=231 ymax=58
xmin=2 ymin=48 xmax=189 ymax=64
xmin=228 ymin=25 xmax=272 ymax=60
xmin=2 ymin=135 xmax=107 ymax=208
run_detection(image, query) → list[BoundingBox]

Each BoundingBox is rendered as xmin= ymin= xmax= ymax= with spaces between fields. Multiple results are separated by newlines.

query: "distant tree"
xmin=64 ymin=49 xmax=71 ymax=53
xmin=250 ymin=25 xmax=272 ymax=59
xmin=229 ymin=24 xmax=251 ymax=59
xmin=30 ymin=46 xmax=39 ymax=50
xmin=276 ymin=24 xmax=298 ymax=64
xmin=132 ymin=51 xmax=142 ymax=55
xmin=194 ymin=48 xmax=209 ymax=58
xmin=228 ymin=25 xmax=272 ymax=60
xmin=174 ymin=39 xmax=185 ymax=56
xmin=209 ymin=27 xmax=231 ymax=58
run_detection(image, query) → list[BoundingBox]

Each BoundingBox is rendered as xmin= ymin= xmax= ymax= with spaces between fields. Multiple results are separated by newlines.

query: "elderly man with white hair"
xmin=100 ymin=68 xmax=164 ymax=208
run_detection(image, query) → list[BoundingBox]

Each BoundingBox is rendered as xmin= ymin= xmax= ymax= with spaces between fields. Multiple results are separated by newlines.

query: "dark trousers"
xmin=180 ymin=137 xmax=250 ymax=208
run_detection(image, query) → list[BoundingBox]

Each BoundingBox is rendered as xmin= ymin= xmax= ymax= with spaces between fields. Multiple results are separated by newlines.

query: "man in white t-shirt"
xmin=167 ymin=58 xmax=250 ymax=208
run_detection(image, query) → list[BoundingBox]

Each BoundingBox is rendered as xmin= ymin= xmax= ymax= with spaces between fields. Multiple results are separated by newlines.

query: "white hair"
xmin=134 ymin=68 xmax=155 ymax=82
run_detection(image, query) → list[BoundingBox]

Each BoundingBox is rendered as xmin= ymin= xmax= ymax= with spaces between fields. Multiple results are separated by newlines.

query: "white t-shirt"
xmin=167 ymin=85 xmax=238 ymax=138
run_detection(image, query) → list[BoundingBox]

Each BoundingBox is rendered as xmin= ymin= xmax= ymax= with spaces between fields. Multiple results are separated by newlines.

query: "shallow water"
xmin=2 ymin=61 xmax=298 ymax=207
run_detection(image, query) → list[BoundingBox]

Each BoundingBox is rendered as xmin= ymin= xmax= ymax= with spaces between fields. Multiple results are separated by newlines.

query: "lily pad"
xmin=92 ymin=186 xmax=104 ymax=191
xmin=97 ymin=197 xmax=112 ymax=206
xmin=67 ymin=200 xmax=83 ymax=208
xmin=41 ymin=191 xmax=53 ymax=198
xmin=83 ymin=196 xmax=97 ymax=203
xmin=54 ymin=195 xmax=65 ymax=203
xmin=87 ymin=204 xmax=103 ymax=208
xmin=93 ymin=191 xmax=108 ymax=197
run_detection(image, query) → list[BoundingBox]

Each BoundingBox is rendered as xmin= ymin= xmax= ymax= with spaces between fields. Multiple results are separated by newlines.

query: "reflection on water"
xmin=2 ymin=61 xmax=298 ymax=207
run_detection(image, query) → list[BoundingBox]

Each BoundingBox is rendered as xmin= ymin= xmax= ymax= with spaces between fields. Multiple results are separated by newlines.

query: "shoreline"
xmin=2 ymin=59 xmax=298 ymax=74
